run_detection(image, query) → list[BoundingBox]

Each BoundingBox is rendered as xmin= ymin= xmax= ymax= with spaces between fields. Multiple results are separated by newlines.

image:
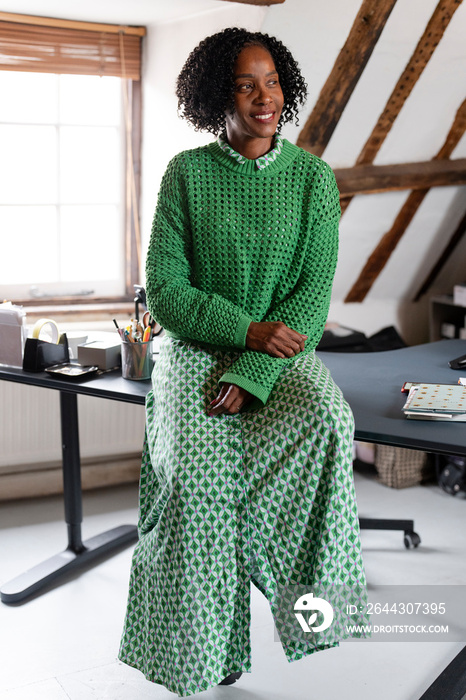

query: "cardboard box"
xmin=78 ymin=339 xmax=121 ymax=370
xmin=453 ymin=284 xmax=466 ymax=307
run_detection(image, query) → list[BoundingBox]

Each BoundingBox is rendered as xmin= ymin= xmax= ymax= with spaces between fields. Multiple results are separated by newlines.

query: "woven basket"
xmin=374 ymin=445 xmax=433 ymax=489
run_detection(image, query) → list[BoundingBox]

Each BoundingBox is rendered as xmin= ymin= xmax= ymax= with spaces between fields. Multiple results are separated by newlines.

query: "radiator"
xmin=0 ymin=380 xmax=146 ymax=498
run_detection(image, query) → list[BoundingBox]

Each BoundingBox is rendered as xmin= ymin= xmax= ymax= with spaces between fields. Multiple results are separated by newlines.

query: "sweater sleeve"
xmin=219 ymin=163 xmax=340 ymax=408
xmin=145 ymin=154 xmax=253 ymax=348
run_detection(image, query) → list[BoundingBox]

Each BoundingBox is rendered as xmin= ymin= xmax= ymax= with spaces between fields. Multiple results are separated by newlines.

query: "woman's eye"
xmin=237 ymin=83 xmax=253 ymax=91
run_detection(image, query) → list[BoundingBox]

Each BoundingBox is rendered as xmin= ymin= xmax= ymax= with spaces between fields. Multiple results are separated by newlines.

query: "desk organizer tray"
xmin=45 ymin=363 xmax=98 ymax=379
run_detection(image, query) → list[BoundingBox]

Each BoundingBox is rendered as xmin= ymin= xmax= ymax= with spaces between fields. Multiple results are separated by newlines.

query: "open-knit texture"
xmin=145 ymin=138 xmax=340 ymax=407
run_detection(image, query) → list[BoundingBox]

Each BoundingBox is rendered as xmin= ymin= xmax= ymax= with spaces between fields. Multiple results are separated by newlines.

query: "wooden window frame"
xmin=0 ymin=12 xmax=145 ymax=312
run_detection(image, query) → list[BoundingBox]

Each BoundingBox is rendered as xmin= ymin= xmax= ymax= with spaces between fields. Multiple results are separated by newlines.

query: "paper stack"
xmin=402 ymin=383 xmax=466 ymax=421
xmin=0 ymin=302 xmax=26 ymax=367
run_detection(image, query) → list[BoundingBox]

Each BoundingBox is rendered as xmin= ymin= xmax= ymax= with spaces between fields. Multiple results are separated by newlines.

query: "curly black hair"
xmin=176 ymin=27 xmax=307 ymax=135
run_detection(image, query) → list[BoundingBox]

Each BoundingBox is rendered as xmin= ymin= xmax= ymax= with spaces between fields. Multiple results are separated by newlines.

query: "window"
xmin=0 ymin=14 xmax=144 ymax=305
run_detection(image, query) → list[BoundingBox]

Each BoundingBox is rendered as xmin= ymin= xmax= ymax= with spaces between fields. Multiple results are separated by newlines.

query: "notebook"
xmin=402 ymin=383 xmax=466 ymax=421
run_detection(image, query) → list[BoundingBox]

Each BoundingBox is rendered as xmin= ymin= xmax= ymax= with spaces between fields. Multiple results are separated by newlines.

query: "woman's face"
xmin=225 ymin=44 xmax=284 ymax=151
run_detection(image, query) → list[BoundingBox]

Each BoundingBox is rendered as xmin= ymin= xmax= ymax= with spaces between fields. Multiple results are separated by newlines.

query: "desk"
xmin=1 ymin=340 xmax=465 ymax=696
xmin=318 ymin=338 xmax=466 ymax=456
xmin=0 ymin=366 xmax=151 ymax=604
xmin=319 ymin=338 xmax=466 ymax=700
xmin=2 ymin=339 xmax=466 ymax=606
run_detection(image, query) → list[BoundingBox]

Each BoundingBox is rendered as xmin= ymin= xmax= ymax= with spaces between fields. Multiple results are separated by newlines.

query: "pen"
xmin=113 ymin=319 xmax=126 ymax=340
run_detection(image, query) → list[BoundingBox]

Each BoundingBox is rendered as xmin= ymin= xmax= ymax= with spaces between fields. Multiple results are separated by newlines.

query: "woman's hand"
xmin=208 ymin=382 xmax=254 ymax=416
xmin=246 ymin=321 xmax=307 ymax=358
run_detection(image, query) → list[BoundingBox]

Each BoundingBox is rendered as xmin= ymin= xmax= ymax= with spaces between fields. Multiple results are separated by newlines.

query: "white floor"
xmin=0 ymin=464 xmax=465 ymax=700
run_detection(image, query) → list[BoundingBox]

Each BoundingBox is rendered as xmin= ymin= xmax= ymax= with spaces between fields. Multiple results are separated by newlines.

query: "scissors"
xmin=142 ymin=311 xmax=163 ymax=336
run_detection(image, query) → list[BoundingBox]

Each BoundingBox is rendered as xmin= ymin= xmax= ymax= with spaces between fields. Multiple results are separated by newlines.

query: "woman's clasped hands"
xmin=245 ymin=321 xmax=307 ymax=359
xmin=208 ymin=321 xmax=307 ymax=416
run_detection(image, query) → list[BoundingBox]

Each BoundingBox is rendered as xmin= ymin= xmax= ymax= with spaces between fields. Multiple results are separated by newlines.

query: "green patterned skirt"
xmin=118 ymin=337 xmax=367 ymax=696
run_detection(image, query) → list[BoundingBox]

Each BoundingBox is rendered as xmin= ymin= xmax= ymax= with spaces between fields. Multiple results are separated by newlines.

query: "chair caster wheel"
xmin=404 ymin=531 xmax=421 ymax=549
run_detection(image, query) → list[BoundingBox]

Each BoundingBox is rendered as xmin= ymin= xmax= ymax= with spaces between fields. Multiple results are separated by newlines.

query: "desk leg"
xmin=0 ymin=391 xmax=138 ymax=605
xmin=61 ymin=391 xmax=85 ymax=553
xmin=418 ymin=645 xmax=466 ymax=699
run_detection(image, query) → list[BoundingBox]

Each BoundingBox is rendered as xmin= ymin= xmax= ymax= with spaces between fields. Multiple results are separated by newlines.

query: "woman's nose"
xmin=254 ymin=85 xmax=272 ymax=104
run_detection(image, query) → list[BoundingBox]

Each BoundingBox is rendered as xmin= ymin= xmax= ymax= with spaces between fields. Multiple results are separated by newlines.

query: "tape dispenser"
xmin=23 ymin=318 xmax=70 ymax=372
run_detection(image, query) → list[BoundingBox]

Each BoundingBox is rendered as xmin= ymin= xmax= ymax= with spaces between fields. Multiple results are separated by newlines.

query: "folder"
xmin=0 ymin=302 xmax=26 ymax=368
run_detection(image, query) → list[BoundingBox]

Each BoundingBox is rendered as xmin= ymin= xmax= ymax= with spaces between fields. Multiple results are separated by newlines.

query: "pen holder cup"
xmin=121 ymin=340 xmax=154 ymax=380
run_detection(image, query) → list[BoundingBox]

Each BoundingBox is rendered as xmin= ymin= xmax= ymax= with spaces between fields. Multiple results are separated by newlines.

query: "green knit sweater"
xmin=146 ymin=138 xmax=340 ymax=408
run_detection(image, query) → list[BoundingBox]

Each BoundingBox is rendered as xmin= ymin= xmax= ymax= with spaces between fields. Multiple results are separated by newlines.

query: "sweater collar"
xmin=208 ymin=137 xmax=299 ymax=177
xmin=216 ymin=133 xmax=284 ymax=170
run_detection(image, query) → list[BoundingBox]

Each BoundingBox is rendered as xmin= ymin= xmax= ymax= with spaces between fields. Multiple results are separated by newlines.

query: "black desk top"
xmin=2 ymin=339 xmax=466 ymax=455
xmin=0 ymin=365 xmax=150 ymax=405
xmin=318 ymin=339 xmax=466 ymax=456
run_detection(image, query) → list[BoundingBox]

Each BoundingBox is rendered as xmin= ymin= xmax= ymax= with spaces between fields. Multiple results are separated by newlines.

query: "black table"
xmin=0 ymin=366 xmax=151 ymax=605
xmin=320 ymin=338 xmax=466 ymax=700
xmin=2 ymin=339 xmax=466 ymax=606
xmin=318 ymin=338 xmax=466 ymax=457
xmin=1 ymin=340 xmax=465 ymax=697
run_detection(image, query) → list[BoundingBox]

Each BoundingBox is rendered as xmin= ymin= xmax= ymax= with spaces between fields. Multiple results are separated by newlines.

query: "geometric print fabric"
xmin=216 ymin=132 xmax=284 ymax=170
xmin=118 ymin=337 xmax=368 ymax=697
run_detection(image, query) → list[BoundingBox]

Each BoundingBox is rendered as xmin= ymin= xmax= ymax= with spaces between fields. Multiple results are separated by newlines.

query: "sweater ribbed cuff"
xmin=234 ymin=315 xmax=253 ymax=349
xmin=219 ymin=371 xmax=270 ymax=409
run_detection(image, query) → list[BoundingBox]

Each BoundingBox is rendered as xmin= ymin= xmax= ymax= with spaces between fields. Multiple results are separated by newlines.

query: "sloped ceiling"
xmin=298 ymin=0 xmax=465 ymax=304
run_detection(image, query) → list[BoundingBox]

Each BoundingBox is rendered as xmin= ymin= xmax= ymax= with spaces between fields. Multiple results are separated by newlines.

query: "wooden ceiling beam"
xmin=343 ymin=0 xmax=464 ymax=300
xmin=335 ymin=158 xmax=466 ymax=197
xmin=344 ymin=189 xmax=429 ymax=302
xmin=356 ymin=0 xmax=463 ymax=166
xmin=340 ymin=0 xmax=463 ymax=222
xmin=296 ymin=0 xmax=398 ymax=157
xmin=344 ymin=98 xmax=466 ymax=303
xmin=413 ymin=209 xmax=466 ymax=301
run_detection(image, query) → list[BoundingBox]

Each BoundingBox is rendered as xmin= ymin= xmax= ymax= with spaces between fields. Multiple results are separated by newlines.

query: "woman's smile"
xmin=252 ymin=111 xmax=276 ymax=121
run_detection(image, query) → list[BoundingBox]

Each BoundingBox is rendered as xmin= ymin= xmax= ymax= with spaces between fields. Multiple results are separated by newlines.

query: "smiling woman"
xmin=118 ymin=26 xmax=369 ymax=697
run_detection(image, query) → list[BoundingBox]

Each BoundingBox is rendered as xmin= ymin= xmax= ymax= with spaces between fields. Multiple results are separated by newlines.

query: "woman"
xmin=119 ymin=27 xmax=368 ymax=697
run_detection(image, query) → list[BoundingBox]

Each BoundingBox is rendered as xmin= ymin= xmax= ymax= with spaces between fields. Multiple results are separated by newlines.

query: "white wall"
xmin=139 ymin=0 xmax=466 ymax=345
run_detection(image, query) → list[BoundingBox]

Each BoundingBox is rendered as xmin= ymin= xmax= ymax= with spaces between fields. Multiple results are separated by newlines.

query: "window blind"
xmin=0 ymin=13 xmax=145 ymax=79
